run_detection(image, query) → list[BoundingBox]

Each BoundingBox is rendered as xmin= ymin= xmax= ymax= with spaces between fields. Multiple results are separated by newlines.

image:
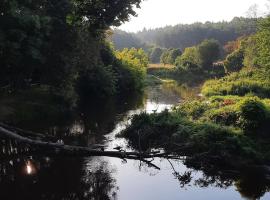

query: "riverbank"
xmin=119 ymin=67 xmax=270 ymax=169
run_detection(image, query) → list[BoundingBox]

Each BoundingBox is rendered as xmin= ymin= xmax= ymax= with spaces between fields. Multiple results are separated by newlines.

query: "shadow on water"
xmin=0 ymin=82 xmax=270 ymax=199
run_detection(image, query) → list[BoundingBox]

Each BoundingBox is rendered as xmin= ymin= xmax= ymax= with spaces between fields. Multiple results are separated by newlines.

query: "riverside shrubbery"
xmin=202 ymin=68 xmax=270 ymax=98
xmin=120 ymin=16 xmax=270 ymax=167
xmin=119 ymin=109 xmax=265 ymax=167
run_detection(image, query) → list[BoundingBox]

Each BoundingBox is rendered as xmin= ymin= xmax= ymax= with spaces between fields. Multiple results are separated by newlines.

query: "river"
xmin=0 ymin=82 xmax=270 ymax=200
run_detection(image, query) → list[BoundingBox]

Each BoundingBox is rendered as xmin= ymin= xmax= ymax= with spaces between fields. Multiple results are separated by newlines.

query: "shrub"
xmin=207 ymin=106 xmax=239 ymax=126
xmin=177 ymin=101 xmax=210 ymax=120
xmin=224 ymin=49 xmax=244 ymax=73
xmin=238 ymin=97 xmax=267 ymax=131
xmin=202 ymin=68 xmax=270 ymax=98
xmin=115 ymin=48 xmax=148 ymax=91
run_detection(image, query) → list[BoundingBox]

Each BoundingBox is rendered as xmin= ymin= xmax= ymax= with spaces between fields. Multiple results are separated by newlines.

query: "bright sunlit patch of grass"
xmin=148 ymin=63 xmax=176 ymax=70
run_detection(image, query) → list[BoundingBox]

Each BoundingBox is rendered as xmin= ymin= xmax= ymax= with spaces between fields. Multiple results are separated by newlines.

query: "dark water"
xmin=1 ymin=83 xmax=270 ymax=200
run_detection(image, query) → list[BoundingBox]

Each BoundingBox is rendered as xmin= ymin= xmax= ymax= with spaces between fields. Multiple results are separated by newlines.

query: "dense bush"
xmin=238 ymin=97 xmax=267 ymax=131
xmin=174 ymin=95 xmax=270 ymax=134
xmin=175 ymin=47 xmax=200 ymax=71
xmin=0 ymin=0 xmax=144 ymax=106
xmin=224 ymin=49 xmax=244 ymax=73
xmin=160 ymin=48 xmax=182 ymax=65
xmin=149 ymin=47 xmax=165 ymax=63
xmin=113 ymin=48 xmax=148 ymax=93
xmin=119 ymin=109 xmax=266 ymax=166
xmin=207 ymin=106 xmax=239 ymax=126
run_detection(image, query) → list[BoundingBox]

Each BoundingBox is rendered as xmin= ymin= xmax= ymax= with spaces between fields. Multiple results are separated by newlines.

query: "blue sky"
xmin=119 ymin=0 xmax=269 ymax=32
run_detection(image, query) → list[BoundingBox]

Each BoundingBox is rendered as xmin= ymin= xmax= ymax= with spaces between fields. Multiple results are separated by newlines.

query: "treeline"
xmin=112 ymin=17 xmax=258 ymax=53
xmin=111 ymin=29 xmax=147 ymax=50
xmin=137 ymin=17 xmax=258 ymax=49
xmin=0 ymin=0 xmax=147 ymax=106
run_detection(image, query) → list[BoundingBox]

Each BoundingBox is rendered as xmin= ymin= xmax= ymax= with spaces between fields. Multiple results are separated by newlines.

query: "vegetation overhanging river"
xmin=0 ymin=82 xmax=270 ymax=200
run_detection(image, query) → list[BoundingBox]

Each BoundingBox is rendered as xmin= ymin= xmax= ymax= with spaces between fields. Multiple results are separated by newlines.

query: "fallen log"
xmin=0 ymin=126 xmax=179 ymax=169
xmin=0 ymin=122 xmax=54 ymax=140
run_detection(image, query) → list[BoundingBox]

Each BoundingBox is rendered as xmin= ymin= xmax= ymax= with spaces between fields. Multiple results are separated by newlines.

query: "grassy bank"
xmin=119 ymin=67 xmax=270 ymax=169
xmin=147 ymin=63 xmax=224 ymax=86
xmin=202 ymin=68 xmax=270 ymax=98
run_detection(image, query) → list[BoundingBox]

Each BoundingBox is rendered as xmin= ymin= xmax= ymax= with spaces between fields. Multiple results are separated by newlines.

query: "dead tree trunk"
xmin=0 ymin=125 xmax=177 ymax=169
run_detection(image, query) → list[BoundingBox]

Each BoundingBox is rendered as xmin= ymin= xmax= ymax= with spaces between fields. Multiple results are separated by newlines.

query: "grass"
xmin=118 ymin=110 xmax=268 ymax=168
xmin=202 ymin=68 xmax=270 ymax=98
xmin=148 ymin=63 xmax=176 ymax=70
xmin=119 ymin=67 xmax=270 ymax=169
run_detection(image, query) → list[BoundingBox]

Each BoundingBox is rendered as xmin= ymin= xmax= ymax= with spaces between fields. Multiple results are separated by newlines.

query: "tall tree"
xmin=197 ymin=39 xmax=220 ymax=70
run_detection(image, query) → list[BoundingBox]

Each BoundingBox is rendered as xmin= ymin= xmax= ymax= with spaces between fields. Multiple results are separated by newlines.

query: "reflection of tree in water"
xmin=235 ymin=167 xmax=270 ymax=200
xmin=166 ymin=159 xmax=270 ymax=199
xmin=82 ymin=158 xmax=118 ymax=200
xmin=0 ymin=156 xmax=118 ymax=200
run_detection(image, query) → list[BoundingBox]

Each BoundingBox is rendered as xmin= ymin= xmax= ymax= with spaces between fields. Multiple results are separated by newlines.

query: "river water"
xmin=0 ymin=83 xmax=270 ymax=200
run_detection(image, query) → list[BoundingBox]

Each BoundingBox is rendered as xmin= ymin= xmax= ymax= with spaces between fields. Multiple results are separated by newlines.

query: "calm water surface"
xmin=1 ymin=83 xmax=270 ymax=200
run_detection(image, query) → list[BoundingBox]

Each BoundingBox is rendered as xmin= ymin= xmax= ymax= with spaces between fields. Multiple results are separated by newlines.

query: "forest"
xmin=112 ymin=17 xmax=258 ymax=50
xmin=1 ymin=0 xmax=270 ymax=200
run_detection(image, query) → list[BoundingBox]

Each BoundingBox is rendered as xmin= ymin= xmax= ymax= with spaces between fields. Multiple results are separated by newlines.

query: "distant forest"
xmin=112 ymin=17 xmax=258 ymax=50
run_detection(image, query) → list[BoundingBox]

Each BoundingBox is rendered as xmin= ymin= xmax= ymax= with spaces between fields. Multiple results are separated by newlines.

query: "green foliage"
xmin=160 ymin=50 xmax=170 ymax=64
xmin=224 ymin=49 xmax=244 ymax=73
xmin=237 ymin=17 xmax=270 ymax=69
xmin=175 ymin=39 xmax=221 ymax=73
xmin=238 ymin=97 xmax=267 ymax=131
xmin=135 ymin=17 xmax=258 ymax=50
xmin=150 ymin=47 xmax=164 ymax=63
xmin=176 ymin=101 xmax=210 ymax=120
xmin=242 ymin=34 xmax=260 ymax=68
xmin=119 ymin=109 xmax=266 ymax=166
xmin=147 ymin=66 xmax=208 ymax=86
xmin=202 ymin=68 xmax=270 ymax=98
xmin=160 ymin=48 xmax=182 ymax=65
xmin=208 ymin=106 xmax=239 ymax=126
xmin=197 ymin=39 xmax=220 ymax=70
xmin=120 ymin=16 xmax=270 ymax=169
xmin=0 ymin=0 xmax=144 ymax=105
xmin=112 ymin=29 xmax=145 ymax=50
xmin=255 ymin=17 xmax=270 ymax=69
xmin=119 ymin=16 xmax=270 ymax=168
xmin=175 ymin=47 xmax=200 ymax=71
xmin=115 ymin=48 xmax=148 ymax=91
xmin=149 ymin=47 xmax=164 ymax=63
xmin=76 ymin=65 xmax=117 ymax=100
xmin=169 ymin=48 xmax=182 ymax=63
xmin=176 ymin=95 xmax=270 ymax=134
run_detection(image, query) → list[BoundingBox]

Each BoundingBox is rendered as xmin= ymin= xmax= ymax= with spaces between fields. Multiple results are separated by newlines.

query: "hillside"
xmin=113 ymin=17 xmax=258 ymax=50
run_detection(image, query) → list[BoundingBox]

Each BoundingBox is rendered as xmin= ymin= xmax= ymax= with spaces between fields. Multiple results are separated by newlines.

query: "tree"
xmin=160 ymin=49 xmax=170 ymax=65
xmin=112 ymin=29 xmax=143 ymax=50
xmin=242 ymin=35 xmax=259 ymax=68
xmin=246 ymin=4 xmax=261 ymax=19
xmin=160 ymin=48 xmax=182 ymax=65
xmin=135 ymin=18 xmax=258 ymax=50
xmin=197 ymin=39 xmax=220 ymax=70
xmin=255 ymin=17 xmax=270 ymax=69
xmin=224 ymin=49 xmax=244 ymax=73
xmin=175 ymin=47 xmax=200 ymax=71
xmin=115 ymin=48 xmax=148 ymax=91
xmin=169 ymin=48 xmax=182 ymax=63
xmin=150 ymin=47 xmax=164 ymax=63
xmin=0 ymin=0 xmax=144 ymax=102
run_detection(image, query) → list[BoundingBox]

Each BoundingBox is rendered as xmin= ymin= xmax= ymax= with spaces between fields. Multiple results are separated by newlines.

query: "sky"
xmin=119 ymin=0 xmax=269 ymax=32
